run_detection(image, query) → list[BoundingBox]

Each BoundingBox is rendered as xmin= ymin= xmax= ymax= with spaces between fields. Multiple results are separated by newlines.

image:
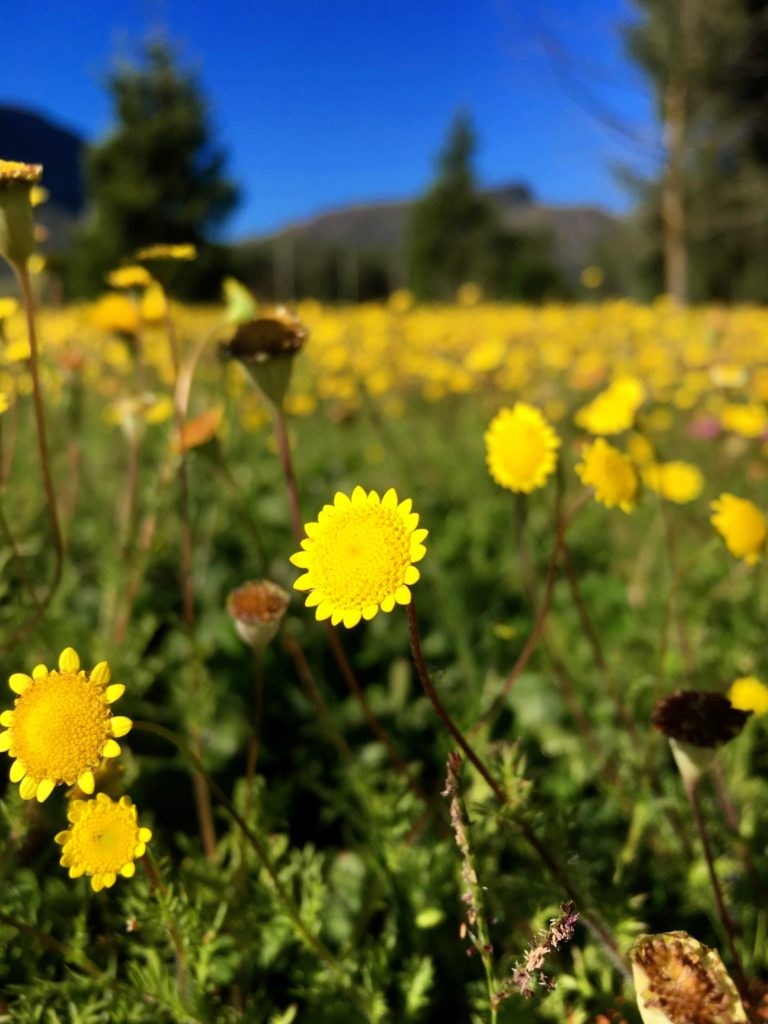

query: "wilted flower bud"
xmin=652 ymin=690 xmax=751 ymax=785
xmin=0 ymin=159 xmax=43 ymax=270
xmin=227 ymin=580 xmax=289 ymax=652
xmin=630 ymin=931 xmax=747 ymax=1023
xmin=221 ymin=308 xmax=308 ymax=411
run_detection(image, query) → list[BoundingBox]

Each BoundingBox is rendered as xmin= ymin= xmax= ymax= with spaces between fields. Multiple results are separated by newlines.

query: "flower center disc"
xmin=72 ymin=804 xmax=139 ymax=874
xmin=12 ymin=672 xmax=110 ymax=783
xmin=316 ymin=506 xmax=410 ymax=608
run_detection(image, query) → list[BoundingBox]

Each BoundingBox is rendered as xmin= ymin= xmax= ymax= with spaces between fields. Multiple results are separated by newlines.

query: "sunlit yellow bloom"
xmin=576 ymin=438 xmax=638 ymax=512
xmin=0 ymin=297 xmax=18 ymax=319
xmin=55 ymin=793 xmax=152 ymax=891
xmin=728 ymin=676 xmax=768 ymax=716
xmin=711 ymin=493 xmax=767 ymax=565
xmin=484 ymin=402 xmax=560 ymax=493
xmin=719 ymin=402 xmax=768 ymax=439
xmin=575 ymin=376 xmax=645 ymax=435
xmin=290 ymin=486 xmax=427 ymax=628
xmin=29 ymin=185 xmax=48 ymax=207
xmin=0 ymin=648 xmax=131 ymax=802
xmin=0 ymin=160 xmax=43 ymax=185
xmin=107 ymin=265 xmax=152 ymax=290
xmin=642 ymin=461 xmax=703 ymax=504
xmin=89 ymin=293 xmax=140 ymax=335
xmin=135 ymin=243 xmax=197 ymax=262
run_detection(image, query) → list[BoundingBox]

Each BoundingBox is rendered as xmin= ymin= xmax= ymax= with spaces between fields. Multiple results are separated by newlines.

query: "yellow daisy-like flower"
xmin=55 ymin=793 xmax=152 ymax=892
xmin=106 ymin=265 xmax=152 ymax=290
xmin=575 ymin=438 xmax=639 ymax=513
xmin=0 ymin=648 xmax=131 ymax=802
xmin=135 ymin=243 xmax=197 ymax=262
xmin=729 ymin=676 xmax=768 ymax=716
xmin=575 ymin=376 xmax=645 ymax=436
xmin=484 ymin=402 xmax=560 ymax=493
xmin=642 ymin=461 xmax=703 ymax=504
xmin=290 ymin=486 xmax=427 ymax=628
xmin=711 ymin=493 xmax=767 ymax=565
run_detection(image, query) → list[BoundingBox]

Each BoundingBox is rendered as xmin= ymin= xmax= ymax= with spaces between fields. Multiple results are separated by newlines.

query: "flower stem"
xmin=407 ymin=597 xmax=628 ymax=977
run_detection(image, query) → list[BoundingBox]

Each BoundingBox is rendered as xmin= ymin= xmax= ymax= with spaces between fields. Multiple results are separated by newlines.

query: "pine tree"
xmin=67 ymin=42 xmax=239 ymax=296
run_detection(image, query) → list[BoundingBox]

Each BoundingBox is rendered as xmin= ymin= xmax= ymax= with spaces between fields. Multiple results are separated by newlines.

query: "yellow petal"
xmin=362 ymin=605 xmax=379 ymax=620
xmin=110 ymin=716 xmax=133 ymax=738
xmin=305 ymin=590 xmax=322 ymax=607
xmin=91 ymin=875 xmax=104 ymax=892
xmin=69 ymin=865 xmax=85 ymax=878
xmin=58 ymin=648 xmax=80 ymax=673
xmin=366 ymin=489 xmax=380 ymax=504
xmin=119 ymin=795 xmax=133 ymax=808
xmin=404 ymin=565 xmax=421 ymax=585
xmin=19 ymin=775 xmax=37 ymax=800
xmin=343 ymin=609 xmax=362 ymax=628
xmin=9 ymin=673 xmax=31 ymax=695
xmin=382 ymin=488 xmax=398 ymax=508
xmin=105 ymin=683 xmax=125 ymax=703
xmin=68 ymin=800 xmax=86 ymax=821
xmin=412 ymin=528 xmax=428 ymax=544
xmin=411 ymin=544 xmax=427 ymax=562
xmin=0 ymin=709 xmax=13 ymax=727
xmin=78 ymin=771 xmax=95 ymax=794
xmin=31 ymin=664 xmax=48 ymax=679
xmin=381 ymin=595 xmax=396 ymax=613
xmin=398 ymin=498 xmax=413 ymax=515
xmin=405 ymin=513 xmax=419 ymax=531
xmin=315 ymin=602 xmax=333 ymax=621
xmin=138 ymin=827 xmax=153 ymax=843
xmin=331 ymin=610 xmax=343 ymax=626
xmin=134 ymin=842 xmax=147 ymax=857
xmin=9 ymin=760 xmax=26 ymax=782
xmin=0 ymin=731 xmax=11 ymax=752
xmin=120 ymin=862 xmax=136 ymax=878
xmin=293 ymin=573 xmax=313 ymax=590
xmin=289 ymin=552 xmax=310 ymax=568
xmin=54 ymin=830 xmax=70 ymax=845
xmin=304 ymin=521 xmax=320 ymax=537
xmin=90 ymin=661 xmax=111 ymax=685
xmin=102 ymin=739 xmax=122 ymax=758
xmin=36 ymin=778 xmax=55 ymax=802
xmin=334 ymin=491 xmax=351 ymax=508
xmin=395 ymin=585 xmax=411 ymax=605
xmin=103 ymin=872 xmax=117 ymax=888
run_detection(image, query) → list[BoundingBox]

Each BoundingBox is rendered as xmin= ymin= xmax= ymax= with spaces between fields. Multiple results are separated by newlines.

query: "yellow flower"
xmin=290 ymin=486 xmax=427 ymax=628
xmin=728 ymin=676 xmax=768 ymax=716
xmin=642 ymin=461 xmax=703 ymax=504
xmin=484 ymin=402 xmax=560 ymax=493
xmin=55 ymin=793 xmax=152 ymax=891
xmin=107 ymin=265 xmax=152 ymax=290
xmin=135 ymin=243 xmax=197 ymax=262
xmin=575 ymin=376 xmax=645 ymax=435
xmin=720 ymin=403 xmax=768 ymax=439
xmin=711 ymin=493 xmax=767 ymax=565
xmin=0 ymin=648 xmax=131 ymax=802
xmin=0 ymin=160 xmax=43 ymax=185
xmin=576 ymin=438 xmax=639 ymax=512
xmin=89 ymin=293 xmax=140 ymax=336
xmin=0 ymin=297 xmax=18 ymax=319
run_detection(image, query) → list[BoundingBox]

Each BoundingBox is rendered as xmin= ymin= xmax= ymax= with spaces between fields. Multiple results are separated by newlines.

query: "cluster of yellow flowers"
xmin=1 ymin=648 xmax=150 ymax=891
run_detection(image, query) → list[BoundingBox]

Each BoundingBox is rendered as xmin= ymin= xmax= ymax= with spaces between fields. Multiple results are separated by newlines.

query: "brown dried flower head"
xmin=652 ymin=691 xmax=751 ymax=749
xmin=227 ymin=580 xmax=290 ymax=651
xmin=224 ymin=308 xmax=308 ymax=365
xmin=630 ymin=931 xmax=746 ymax=1024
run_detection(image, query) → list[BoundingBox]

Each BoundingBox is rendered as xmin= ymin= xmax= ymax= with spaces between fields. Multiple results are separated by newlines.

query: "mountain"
xmin=240 ymin=184 xmax=618 ymax=285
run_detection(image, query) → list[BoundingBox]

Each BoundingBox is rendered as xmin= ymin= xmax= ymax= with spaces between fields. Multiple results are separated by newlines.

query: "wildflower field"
xmin=3 ymin=181 xmax=768 ymax=1022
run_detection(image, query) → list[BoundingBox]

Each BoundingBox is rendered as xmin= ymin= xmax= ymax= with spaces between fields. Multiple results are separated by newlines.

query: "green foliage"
xmin=65 ymin=42 xmax=239 ymax=298
xmin=406 ymin=113 xmax=562 ymax=301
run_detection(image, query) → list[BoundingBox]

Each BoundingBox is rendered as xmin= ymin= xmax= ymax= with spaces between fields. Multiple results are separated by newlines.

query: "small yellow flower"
xmin=484 ymin=402 xmax=560 ymax=493
xmin=711 ymin=493 xmax=767 ymax=565
xmin=106 ymin=265 xmax=153 ymax=290
xmin=0 ymin=648 xmax=131 ymax=802
xmin=135 ymin=243 xmax=197 ymax=262
xmin=642 ymin=461 xmax=703 ymax=504
xmin=728 ymin=676 xmax=768 ymax=716
xmin=720 ymin=403 xmax=768 ymax=439
xmin=290 ymin=486 xmax=427 ymax=628
xmin=575 ymin=376 xmax=645 ymax=436
xmin=55 ymin=793 xmax=152 ymax=891
xmin=576 ymin=438 xmax=639 ymax=512
xmin=0 ymin=160 xmax=43 ymax=185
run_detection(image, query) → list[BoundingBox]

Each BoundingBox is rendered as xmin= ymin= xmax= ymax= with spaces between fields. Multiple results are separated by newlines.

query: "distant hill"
xmin=241 ymin=184 xmax=618 ymax=285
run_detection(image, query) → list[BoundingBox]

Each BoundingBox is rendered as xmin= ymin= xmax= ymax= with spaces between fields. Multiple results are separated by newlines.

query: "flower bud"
xmin=226 ymin=580 xmax=289 ymax=652
xmin=630 ymin=931 xmax=746 ymax=1023
xmin=0 ymin=160 xmax=43 ymax=270
xmin=220 ymin=308 xmax=307 ymax=411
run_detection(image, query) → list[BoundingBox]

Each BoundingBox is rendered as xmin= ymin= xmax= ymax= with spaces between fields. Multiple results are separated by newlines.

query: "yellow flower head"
xmin=728 ymin=676 xmax=768 ymax=716
xmin=135 ymin=243 xmax=197 ymax=262
xmin=576 ymin=438 xmax=639 ymax=512
xmin=0 ymin=648 xmax=131 ymax=802
xmin=720 ymin=403 xmax=768 ymax=439
xmin=575 ymin=376 xmax=645 ymax=435
xmin=484 ymin=402 xmax=560 ymax=494
xmin=711 ymin=493 xmax=767 ymax=565
xmin=106 ymin=265 xmax=153 ymax=290
xmin=55 ymin=793 xmax=152 ymax=891
xmin=0 ymin=160 xmax=43 ymax=187
xmin=642 ymin=461 xmax=703 ymax=504
xmin=290 ymin=486 xmax=427 ymax=628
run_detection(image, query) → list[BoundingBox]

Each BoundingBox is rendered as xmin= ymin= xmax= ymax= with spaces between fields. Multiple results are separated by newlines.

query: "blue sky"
xmin=1 ymin=0 xmax=659 ymax=238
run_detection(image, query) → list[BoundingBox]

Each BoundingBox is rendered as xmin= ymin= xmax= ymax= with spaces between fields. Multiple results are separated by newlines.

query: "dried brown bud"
xmin=652 ymin=691 xmax=750 ymax=749
xmin=221 ymin=309 xmax=308 ymax=410
xmin=630 ymin=931 xmax=746 ymax=1023
xmin=227 ymin=580 xmax=289 ymax=652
